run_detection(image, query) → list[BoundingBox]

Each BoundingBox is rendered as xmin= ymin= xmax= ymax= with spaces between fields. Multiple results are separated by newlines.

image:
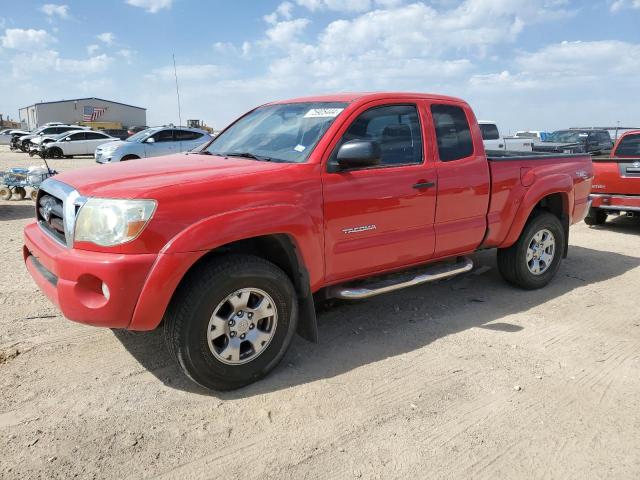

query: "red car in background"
xmin=587 ymin=130 xmax=640 ymax=225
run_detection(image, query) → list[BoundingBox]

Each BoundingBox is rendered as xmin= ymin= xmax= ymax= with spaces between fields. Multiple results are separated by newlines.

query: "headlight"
xmin=74 ymin=198 xmax=156 ymax=246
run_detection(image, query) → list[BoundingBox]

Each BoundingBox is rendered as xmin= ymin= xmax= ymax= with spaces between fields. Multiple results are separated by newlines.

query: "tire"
xmin=584 ymin=208 xmax=607 ymax=226
xmin=163 ymin=254 xmax=298 ymax=391
xmin=497 ymin=211 xmax=565 ymax=290
xmin=48 ymin=147 xmax=63 ymax=159
xmin=13 ymin=187 xmax=26 ymax=201
xmin=0 ymin=186 xmax=11 ymax=200
xmin=120 ymin=155 xmax=140 ymax=161
xmin=30 ymin=189 xmax=38 ymax=201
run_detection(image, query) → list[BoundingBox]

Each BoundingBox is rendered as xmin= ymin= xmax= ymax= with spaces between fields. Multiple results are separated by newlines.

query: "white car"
xmin=479 ymin=121 xmax=533 ymax=152
xmin=43 ymin=130 xmax=118 ymax=158
xmin=0 ymin=128 xmax=29 ymax=145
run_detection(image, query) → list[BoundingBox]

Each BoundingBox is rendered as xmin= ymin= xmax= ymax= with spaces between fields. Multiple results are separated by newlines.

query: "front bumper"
xmin=23 ymin=222 xmax=157 ymax=328
xmin=590 ymin=194 xmax=640 ymax=213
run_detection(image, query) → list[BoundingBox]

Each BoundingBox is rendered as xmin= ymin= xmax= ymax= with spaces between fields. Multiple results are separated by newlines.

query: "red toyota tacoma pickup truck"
xmin=23 ymin=93 xmax=593 ymax=390
xmin=586 ymin=130 xmax=640 ymax=225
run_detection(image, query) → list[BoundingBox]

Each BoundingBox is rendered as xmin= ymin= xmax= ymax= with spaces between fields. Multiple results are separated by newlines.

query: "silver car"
xmin=95 ymin=126 xmax=211 ymax=163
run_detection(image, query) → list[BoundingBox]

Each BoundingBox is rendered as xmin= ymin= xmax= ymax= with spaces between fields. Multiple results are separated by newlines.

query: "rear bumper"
xmin=23 ymin=222 xmax=157 ymax=328
xmin=590 ymin=194 xmax=640 ymax=212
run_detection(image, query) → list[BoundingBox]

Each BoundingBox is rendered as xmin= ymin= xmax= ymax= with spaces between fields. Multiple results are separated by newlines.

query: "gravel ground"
xmin=1 ymin=145 xmax=639 ymax=479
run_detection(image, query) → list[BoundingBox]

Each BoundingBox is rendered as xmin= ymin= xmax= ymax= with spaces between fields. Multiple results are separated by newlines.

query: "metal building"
xmin=19 ymin=97 xmax=146 ymax=130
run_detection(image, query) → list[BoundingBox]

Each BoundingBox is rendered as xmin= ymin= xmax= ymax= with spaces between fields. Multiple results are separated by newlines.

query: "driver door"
xmin=321 ymin=101 xmax=437 ymax=283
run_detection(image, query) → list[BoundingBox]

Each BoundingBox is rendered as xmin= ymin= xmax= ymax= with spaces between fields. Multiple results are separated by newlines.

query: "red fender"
xmin=498 ymin=174 xmax=573 ymax=249
xmin=128 ymin=204 xmax=322 ymax=330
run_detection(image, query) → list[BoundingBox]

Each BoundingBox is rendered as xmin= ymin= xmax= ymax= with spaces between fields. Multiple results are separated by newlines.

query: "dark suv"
xmin=534 ymin=129 xmax=613 ymax=155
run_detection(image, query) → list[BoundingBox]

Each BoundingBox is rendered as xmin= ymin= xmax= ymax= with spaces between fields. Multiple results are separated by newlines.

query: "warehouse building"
xmin=19 ymin=97 xmax=146 ymax=130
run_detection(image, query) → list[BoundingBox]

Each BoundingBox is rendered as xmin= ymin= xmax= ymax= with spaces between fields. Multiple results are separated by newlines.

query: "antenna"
xmin=173 ymin=53 xmax=182 ymax=127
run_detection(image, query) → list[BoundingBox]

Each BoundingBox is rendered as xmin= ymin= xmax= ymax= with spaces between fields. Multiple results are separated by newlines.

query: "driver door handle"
xmin=413 ymin=181 xmax=436 ymax=189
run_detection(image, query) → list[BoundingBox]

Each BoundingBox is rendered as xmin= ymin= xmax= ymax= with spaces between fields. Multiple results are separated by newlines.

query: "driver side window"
xmin=152 ymin=130 xmax=174 ymax=142
xmin=332 ymin=104 xmax=423 ymax=167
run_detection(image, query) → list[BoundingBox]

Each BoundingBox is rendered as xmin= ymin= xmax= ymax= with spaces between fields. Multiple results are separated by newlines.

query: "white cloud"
xmin=296 ymin=0 xmax=373 ymax=12
xmin=125 ymin=0 xmax=172 ymax=13
xmin=1 ymin=28 xmax=55 ymax=50
xmin=87 ymin=43 xmax=100 ymax=55
xmin=116 ymin=48 xmax=136 ymax=64
xmin=10 ymin=49 xmax=113 ymax=76
xmin=96 ymin=32 xmax=115 ymax=45
xmin=40 ymin=4 xmax=70 ymax=19
xmin=265 ymin=18 xmax=310 ymax=45
xmin=610 ymin=0 xmax=640 ymax=12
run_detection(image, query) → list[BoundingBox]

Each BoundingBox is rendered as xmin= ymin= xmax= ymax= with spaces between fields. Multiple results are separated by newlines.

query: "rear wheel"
xmin=163 ymin=254 xmax=298 ymax=391
xmin=497 ymin=211 xmax=565 ymax=290
xmin=584 ymin=208 xmax=607 ymax=226
xmin=0 ymin=186 xmax=11 ymax=200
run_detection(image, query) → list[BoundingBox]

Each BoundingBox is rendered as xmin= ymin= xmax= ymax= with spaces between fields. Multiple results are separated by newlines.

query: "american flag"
xmin=82 ymin=106 xmax=107 ymax=122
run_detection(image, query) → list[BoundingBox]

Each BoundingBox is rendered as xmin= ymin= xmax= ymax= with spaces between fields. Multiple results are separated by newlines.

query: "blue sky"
xmin=1 ymin=0 xmax=639 ymax=132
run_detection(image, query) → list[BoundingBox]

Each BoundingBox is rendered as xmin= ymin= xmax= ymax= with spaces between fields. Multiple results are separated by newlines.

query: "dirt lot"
xmin=0 ymin=145 xmax=639 ymax=479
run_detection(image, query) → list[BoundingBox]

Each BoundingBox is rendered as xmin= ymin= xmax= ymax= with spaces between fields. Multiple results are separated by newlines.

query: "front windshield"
xmin=546 ymin=131 xmax=586 ymax=143
xmin=126 ymin=129 xmax=154 ymax=142
xmin=204 ymin=102 xmax=348 ymax=163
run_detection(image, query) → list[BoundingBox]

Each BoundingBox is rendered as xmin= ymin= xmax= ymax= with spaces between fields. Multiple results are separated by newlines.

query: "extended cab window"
xmin=431 ymin=104 xmax=474 ymax=161
xmin=615 ymin=134 xmax=640 ymax=156
xmin=480 ymin=124 xmax=500 ymax=140
xmin=332 ymin=105 xmax=423 ymax=167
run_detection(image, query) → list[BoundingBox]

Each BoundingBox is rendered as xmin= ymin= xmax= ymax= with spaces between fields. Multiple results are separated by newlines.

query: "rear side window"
xmin=431 ymin=104 xmax=474 ymax=161
xmin=479 ymin=124 xmax=500 ymax=140
xmin=175 ymin=130 xmax=203 ymax=140
xmin=615 ymin=134 xmax=640 ymax=156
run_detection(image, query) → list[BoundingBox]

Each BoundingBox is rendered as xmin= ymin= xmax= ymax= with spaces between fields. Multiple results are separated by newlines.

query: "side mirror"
xmin=334 ymin=140 xmax=381 ymax=170
xmin=64 ymin=137 xmax=71 ymax=141
xmin=145 ymin=137 xmax=155 ymax=144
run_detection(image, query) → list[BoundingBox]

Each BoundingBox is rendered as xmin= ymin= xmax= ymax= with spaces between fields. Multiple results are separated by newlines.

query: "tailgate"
xmin=592 ymin=158 xmax=640 ymax=195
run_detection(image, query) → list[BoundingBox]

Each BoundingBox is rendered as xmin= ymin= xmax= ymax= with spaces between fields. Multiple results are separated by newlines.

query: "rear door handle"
xmin=413 ymin=181 xmax=436 ymax=189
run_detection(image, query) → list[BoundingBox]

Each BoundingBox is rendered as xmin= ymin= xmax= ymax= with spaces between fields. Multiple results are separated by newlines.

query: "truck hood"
xmin=54 ymin=153 xmax=301 ymax=198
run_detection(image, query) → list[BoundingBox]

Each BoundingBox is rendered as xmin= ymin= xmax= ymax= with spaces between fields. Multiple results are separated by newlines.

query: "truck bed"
xmin=482 ymin=150 xmax=593 ymax=248
xmin=486 ymin=150 xmax=587 ymax=161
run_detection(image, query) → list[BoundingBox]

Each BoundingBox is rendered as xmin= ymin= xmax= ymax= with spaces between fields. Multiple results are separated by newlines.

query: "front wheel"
xmin=163 ymin=254 xmax=298 ymax=391
xmin=584 ymin=208 xmax=607 ymax=226
xmin=497 ymin=211 xmax=565 ymax=290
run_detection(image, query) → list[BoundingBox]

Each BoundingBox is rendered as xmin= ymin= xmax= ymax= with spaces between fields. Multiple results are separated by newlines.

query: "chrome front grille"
xmin=38 ymin=194 xmax=66 ymax=244
xmin=36 ymin=178 xmax=86 ymax=248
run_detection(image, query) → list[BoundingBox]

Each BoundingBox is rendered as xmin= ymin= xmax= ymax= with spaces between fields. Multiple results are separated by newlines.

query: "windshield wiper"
xmin=224 ymin=151 xmax=273 ymax=161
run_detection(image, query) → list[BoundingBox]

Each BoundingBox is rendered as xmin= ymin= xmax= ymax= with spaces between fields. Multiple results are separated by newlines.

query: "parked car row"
xmin=4 ymin=122 xmax=212 ymax=162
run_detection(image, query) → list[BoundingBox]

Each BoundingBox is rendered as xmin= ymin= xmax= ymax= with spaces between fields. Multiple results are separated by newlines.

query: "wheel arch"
xmin=499 ymin=174 xmax=573 ymax=254
xmin=129 ymin=232 xmax=319 ymax=342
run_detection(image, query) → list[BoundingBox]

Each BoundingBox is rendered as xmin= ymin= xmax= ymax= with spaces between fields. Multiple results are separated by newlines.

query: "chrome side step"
xmin=327 ymin=257 xmax=474 ymax=300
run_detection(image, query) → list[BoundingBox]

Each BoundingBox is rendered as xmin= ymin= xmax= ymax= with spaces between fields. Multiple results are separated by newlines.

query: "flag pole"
xmin=173 ymin=53 xmax=182 ymax=127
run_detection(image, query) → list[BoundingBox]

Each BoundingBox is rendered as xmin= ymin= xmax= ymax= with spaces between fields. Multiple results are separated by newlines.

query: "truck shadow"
xmin=113 ymin=245 xmax=640 ymax=398
xmin=590 ymin=215 xmax=640 ymax=236
xmin=0 ymin=202 xmax=36 ymax=221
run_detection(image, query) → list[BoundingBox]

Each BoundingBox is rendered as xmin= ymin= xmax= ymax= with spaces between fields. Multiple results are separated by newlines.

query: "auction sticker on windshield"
xmin=304 ymin=108 xmax=344 ymax=118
